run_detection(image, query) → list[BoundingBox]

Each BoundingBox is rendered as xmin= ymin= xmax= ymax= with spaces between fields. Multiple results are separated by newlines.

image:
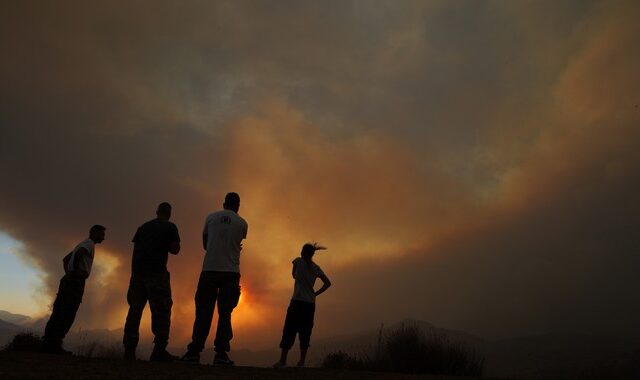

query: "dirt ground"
xmin=0 ymin=352 xmax=498 ymax=380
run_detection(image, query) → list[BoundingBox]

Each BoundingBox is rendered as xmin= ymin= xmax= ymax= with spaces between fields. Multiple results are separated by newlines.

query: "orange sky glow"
xmin=1 ymin=0 xmax=640 ymax=350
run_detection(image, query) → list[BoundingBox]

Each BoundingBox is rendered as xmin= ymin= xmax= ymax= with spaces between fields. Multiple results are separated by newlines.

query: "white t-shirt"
xmin=67 ymin=238 xmax=96 ymax=276
xmin=201 ymin=209 xmax=248 ymax=273
xmin=291 ymin=257 xmax=325 ymax=304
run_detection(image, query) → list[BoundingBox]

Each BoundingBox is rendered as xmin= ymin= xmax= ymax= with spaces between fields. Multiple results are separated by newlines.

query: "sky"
xmin=1 ymin=0 xmax=640 ymax=350
xmin=0 ymin=233 xmax=43 ymax=316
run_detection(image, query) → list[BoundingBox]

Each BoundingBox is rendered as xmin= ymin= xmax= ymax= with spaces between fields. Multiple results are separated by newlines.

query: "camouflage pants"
xmin=43 ymin=275 xmax=86 ymax=349
xmin=123 ymin=272 xmax=173 ymax=350
xmin=187 ymin=271 xmax=241 ymax=354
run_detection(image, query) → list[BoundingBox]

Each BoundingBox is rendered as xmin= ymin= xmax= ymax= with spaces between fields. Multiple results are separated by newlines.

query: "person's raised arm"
xmin=315 ymin=273 xmax=331 ymax=297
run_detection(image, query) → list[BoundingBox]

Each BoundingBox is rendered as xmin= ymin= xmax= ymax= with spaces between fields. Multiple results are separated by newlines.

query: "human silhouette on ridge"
xmin=182 ymin=192 xmax=248 ymax=366
xmin=274 ymin=242 xmax=332 ymax=368
xmin=41 ymin=225 xmax=106 ymax=354
xmin=122 ymin=202 xmax=181 ymax=362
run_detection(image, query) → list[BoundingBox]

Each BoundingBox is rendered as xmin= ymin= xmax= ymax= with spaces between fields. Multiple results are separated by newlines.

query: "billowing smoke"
xmin=1 ymin=0 xmax=639 ymax=350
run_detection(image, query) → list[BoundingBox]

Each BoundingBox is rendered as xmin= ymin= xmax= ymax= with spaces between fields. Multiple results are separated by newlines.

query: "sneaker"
xmin=123 ymin=348 xmax=136 ymax=361
xmin=273 ymin=361 xmax=286 ymax=369
xmin=180 ymin=351 xmax=200 ymax=364
xmin=213 ymin=352 xmax=235 ymax=366
xmin=149 ymin=349 xmax=179 ymax=362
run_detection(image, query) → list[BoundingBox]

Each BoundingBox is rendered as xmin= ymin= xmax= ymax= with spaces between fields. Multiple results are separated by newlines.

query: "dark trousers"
xmin=123 ymin=272 xmax=173 ymax=350
xmin=43 ymin=275 xmax=86 ymax=348
xmin=279 ymin=300 xmax=316 ymax=350
xmin=187 ymin=271 xmax=241 ymax=354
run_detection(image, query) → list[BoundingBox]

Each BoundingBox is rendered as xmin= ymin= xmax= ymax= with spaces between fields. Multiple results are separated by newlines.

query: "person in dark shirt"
xmin=123 ymin=202 xmax=180 ymax=362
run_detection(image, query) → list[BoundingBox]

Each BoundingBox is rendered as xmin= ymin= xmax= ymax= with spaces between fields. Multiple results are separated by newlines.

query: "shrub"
xmin=322 ymin=323 xmax=484 ymax=376
xmin=2 ymin=332 xmax=43 ymax=352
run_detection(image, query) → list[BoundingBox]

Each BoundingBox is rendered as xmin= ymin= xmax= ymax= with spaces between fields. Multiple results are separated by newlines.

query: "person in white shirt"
xmin=274 ymin=242 xmax=332 ymax=368
xmin=182 ymin=192 xmax=248 ymax=365
xmin=41 ymin=225 xmax=106 ymax=354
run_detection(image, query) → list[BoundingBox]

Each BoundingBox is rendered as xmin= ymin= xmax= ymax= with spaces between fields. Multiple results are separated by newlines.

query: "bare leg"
xmin=280 ymin=348 xmax=289 ymax=366
xmin=298 ymin=348 xmax=307 ymax=367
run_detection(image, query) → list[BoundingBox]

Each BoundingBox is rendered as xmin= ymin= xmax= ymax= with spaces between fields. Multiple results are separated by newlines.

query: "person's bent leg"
xmin=275 ymin=349 xmax=290 ymax=368
xmin=122 ymin=276 xmax=147 ymax=359
xmin=42 ymin=276 xmax=85 ymax=353
xmin=213 ymin=273 xmax=240 ymax=364
xmin=298 ymin=348 xmax=308 ymax=367
xmin=213 ymin=309 xmax=233 ymax=354
xmin=148 ymin=272 xmax=173 ymax=358
xmin=42 ymin=278 xmax=69 ymax=351
xmin=297 ymin=301 xmax=315 ymax=367
xmin=275 ymin=300 xmax=298 ymax=367
xmin=186 ymin=272 xmax=217 ymax=355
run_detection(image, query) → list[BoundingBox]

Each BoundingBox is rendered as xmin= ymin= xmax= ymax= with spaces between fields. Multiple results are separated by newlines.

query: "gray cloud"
xmin=1 ymin=0 xmax=639 ymax=348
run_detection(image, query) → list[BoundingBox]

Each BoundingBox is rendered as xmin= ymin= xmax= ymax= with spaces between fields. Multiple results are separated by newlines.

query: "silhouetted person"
xmin=182 ymin=192 xmax=248 ymax=365
xmin=41 ymin=225 xmax=106 ymax=354
xmin=123 ymin=202 xmax=180 ymax=362
xmin=273 ymin=243 xmax=331 ymax=368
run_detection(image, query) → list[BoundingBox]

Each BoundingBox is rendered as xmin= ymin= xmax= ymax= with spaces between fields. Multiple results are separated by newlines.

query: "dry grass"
xmin=76 ymin=341 xmax=123 ymax=359
xmin=323 ymin=323 xmax=484 ymax=376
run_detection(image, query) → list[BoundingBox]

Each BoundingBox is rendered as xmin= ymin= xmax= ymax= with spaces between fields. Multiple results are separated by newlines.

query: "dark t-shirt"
xmin=131 ymin=218 xmax=180 ymax=274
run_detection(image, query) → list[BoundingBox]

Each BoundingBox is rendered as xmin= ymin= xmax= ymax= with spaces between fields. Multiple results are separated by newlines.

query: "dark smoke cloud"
xmin=1 ymin=0 xmax=639 ymax=349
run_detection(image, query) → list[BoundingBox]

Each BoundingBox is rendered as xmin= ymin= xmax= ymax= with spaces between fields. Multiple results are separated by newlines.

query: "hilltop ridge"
xmin=0 ymin=351 xmax=489 ymax=380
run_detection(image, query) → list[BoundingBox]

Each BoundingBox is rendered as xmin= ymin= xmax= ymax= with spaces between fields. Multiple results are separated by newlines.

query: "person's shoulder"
xmin=160 ymin=219 xmax=177 ymax=228
xmin=140 ymin=218 xmax=156 ymax=229
xmin=313 ymin=262 xmax=324 ymax=274
xmin=292 ymin=257 xmax=302 ymax=265
xmin=148 ymin=218 xmax=168 ymax=230
xmin=78 ymin=238 xmax=94 ymax=251
xmin=234 ymin=213 xmax=248 ymax=225
xmin=206 ymin=210 xmax=224 ymax=219
xmin=158 ymin=220 xmax=178 ymax=233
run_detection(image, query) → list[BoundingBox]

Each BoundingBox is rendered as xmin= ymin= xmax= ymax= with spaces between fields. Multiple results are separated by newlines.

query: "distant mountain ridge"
xmin=0 ymin=310 xmax=30 ymax=325
xmin=0 ymin=314 xmax=25 ymax=349
xmin=0 ymin=318 xmax=21 ymax=330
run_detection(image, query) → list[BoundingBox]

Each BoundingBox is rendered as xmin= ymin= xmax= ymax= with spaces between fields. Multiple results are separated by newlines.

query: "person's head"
xmin=89 ymin=225 xmax=106 ymax=244
xmin=301 ymin=242 xmax=326 ymax=261
xmin=156 ymin=202 xmax=172 ymax=220
xmin=223 ymin=192 xmax=240 ymax=213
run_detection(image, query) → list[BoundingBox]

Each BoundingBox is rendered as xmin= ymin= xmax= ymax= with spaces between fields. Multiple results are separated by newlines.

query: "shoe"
xmin=180 ymin=351 xmax=200 ymax=364
xmin=213 ymin=352 xmax=235 ymax=366
xmin=273 ymin=361 xmax=286 ymax=368
xmin=296 ymin=361 xmax=306 ymax=368
xmin=149 ymin=349 xmax=178 ymax=362
xmin=123 ymin=348 xmax=136 ymax=361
